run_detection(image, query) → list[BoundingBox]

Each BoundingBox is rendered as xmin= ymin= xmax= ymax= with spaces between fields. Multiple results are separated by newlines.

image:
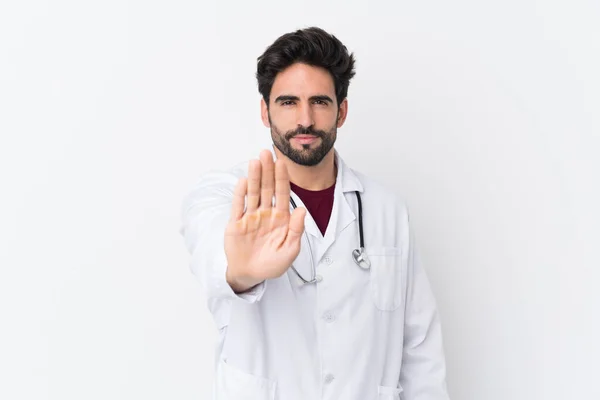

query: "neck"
xmin=273 ymin=147 xmax=337 ymax=191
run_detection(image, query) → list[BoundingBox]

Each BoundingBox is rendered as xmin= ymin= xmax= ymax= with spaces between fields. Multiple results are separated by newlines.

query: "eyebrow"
xmin=274 ymin=94 xmax=334 ymax=104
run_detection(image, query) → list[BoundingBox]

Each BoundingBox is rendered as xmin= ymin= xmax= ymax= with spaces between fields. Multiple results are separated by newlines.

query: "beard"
xmin=269 ymin=115 xmax=337 ymax=167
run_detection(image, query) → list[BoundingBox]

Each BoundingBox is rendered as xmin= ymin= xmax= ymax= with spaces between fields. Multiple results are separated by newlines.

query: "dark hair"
xmin=256 ymin=27 xmax=356 ymax=107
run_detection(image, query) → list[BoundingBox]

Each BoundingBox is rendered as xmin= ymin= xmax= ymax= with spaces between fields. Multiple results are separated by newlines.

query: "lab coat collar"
xmin=278 ymin=148 xmax=362 ymax=266
xmin=321 ymin=149 xmax=361 ymax=252
xmin=334 ymin=149 xmax=363 ymax=194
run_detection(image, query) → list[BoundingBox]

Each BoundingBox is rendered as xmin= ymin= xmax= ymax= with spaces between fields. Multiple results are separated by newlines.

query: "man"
xmin=180 ymin=27 xmax=450 ymax=400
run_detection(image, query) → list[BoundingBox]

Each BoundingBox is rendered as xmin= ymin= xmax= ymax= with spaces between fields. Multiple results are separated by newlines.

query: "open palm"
xmin=224 ymin=150 xmax=306 ymax=286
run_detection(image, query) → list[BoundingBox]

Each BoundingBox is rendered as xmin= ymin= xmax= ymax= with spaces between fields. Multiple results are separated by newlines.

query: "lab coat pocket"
xmin=378 ymin=384 xmax=404 ymax=400
xmin=368 ymin=246 xmax=403 ymax=311
xmin=216 ymin=358 xmax=276 ymax=400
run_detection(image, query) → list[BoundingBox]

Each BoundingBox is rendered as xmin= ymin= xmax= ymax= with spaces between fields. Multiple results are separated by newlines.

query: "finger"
xmin=274 ymin=159 xmax=291 ymax=212
xmin=259 ymin=150 xmax=275 ymax=210
xmin=230 ymin=177 xmax=247 ymax=222
xmin=246 ymin=159 xmax=261 ymax=213
xmin=285 ymin=207 xmax=306 ymax=245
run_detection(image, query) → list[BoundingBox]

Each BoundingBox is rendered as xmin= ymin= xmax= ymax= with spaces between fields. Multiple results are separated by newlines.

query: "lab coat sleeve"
xmin=399 ymin=223 xmax=451 ymax=399
xmin=179 ymin=169 xmax=267 ymax=327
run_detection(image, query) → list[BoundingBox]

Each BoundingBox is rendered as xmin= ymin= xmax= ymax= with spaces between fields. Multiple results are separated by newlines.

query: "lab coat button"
xmin=324 ymin=374 xmax=335 ymax=384
xmin=316 ymin=274 xmax=323 ymax=282
xmin=323 ymin=312 xmax=336 ymax=323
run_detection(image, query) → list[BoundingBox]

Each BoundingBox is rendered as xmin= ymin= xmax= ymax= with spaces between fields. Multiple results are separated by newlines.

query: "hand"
xmin=224 ymin=150 xmax=306 ymax=293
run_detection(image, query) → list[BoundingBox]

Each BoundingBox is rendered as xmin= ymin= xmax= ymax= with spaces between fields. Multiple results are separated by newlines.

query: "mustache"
xmin=284 ymin=126 xmax=327 ymax=140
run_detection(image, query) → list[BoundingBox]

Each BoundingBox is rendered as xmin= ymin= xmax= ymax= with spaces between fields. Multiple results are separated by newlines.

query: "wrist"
xmin=226 ymin=267 xmax=261 ymax=294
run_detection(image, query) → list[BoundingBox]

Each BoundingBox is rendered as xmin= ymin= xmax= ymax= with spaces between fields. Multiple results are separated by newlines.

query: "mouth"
xmin=291 ymin=135 xmax=319 ymax=145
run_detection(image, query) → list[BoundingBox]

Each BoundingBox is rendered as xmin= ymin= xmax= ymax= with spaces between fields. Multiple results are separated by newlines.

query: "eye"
xmin=281 ymin=100 xmax=295 ymax=106
xmin=313 ymin=100 xmax=328 ymax=106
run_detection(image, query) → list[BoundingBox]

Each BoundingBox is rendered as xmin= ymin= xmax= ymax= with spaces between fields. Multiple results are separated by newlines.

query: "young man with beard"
xmin=180 ymin=26 xmax=451 ymax=400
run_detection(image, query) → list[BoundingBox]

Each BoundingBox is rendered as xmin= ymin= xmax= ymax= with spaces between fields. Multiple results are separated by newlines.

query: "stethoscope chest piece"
xmin=352 ymin=247 xmax=371 ymax=269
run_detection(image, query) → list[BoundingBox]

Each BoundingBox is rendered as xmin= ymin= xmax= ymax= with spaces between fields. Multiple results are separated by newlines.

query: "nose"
xmin=296 ymin=102 xmax=315 ymax=128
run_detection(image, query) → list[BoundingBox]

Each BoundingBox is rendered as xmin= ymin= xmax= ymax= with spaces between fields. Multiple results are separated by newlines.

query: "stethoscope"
xmin=289 ymin=191 xmax=371 ymax=284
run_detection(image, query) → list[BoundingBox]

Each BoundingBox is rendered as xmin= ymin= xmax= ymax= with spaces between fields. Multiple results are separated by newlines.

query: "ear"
xmin=260 ymin=98 xmax=270 ymax=128
xmin=337 ymin=98 xmax=349 ymax=128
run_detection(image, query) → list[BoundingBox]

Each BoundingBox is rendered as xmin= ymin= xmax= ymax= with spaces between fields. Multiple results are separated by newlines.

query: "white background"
xmin=1 ymin=1 xmax=599 ymax=399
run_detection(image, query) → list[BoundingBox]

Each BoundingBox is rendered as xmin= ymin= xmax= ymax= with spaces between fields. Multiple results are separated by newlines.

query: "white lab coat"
xmin=180 ymin=149 xmax=450 ymax=400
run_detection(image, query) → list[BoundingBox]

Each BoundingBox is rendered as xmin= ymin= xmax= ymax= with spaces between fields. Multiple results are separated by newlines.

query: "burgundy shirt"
xmin=290 ymin=181 xmax=336 ymax=236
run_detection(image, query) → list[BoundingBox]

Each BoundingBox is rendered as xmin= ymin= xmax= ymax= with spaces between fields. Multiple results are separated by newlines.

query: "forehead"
xmin=270 ymin=63 xmax=335 ymax=98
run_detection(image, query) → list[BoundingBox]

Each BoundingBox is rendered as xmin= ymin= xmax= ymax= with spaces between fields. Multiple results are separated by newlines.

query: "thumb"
xmin=286 ymin=207 xmax=306 ymax=244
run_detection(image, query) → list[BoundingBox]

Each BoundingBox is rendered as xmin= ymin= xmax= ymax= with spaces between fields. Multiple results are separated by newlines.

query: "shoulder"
xmin=188 ymin=160 xmax=250 ymax=192
xmin=180 ymin=159 xmax=251 ymax=215
xmin=350 ymin=167 xmax=411 ymax=222
xmin=346 ymin=166 xmax=414 ymax=248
